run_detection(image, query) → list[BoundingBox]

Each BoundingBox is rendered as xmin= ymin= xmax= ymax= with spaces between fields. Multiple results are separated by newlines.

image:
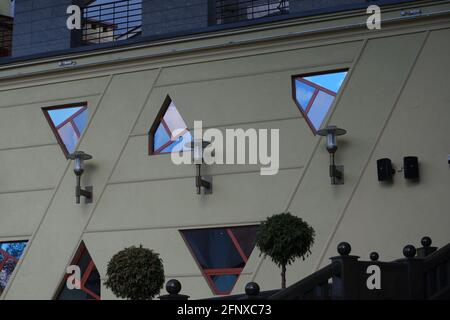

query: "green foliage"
xmin=256 ymin=212 xmax=315 ymax=268
xmin=104 ymin=245 xmax=165 ymax=300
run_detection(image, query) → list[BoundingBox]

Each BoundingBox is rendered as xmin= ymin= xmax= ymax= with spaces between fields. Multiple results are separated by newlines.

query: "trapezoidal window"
xmin=292 ymin=70 xmax=348 ymax=133
xmin=149 ymin=96 xmax=192 ymax=155
xmin=0 ymin=241 xmax=27 ymax=296
xmin=42 ymin=103 xmax=89 ymax=157
xmin=180 ymin=225 xmax=258 ymax=295
xmin=55 ymin=241 xmax=100 ymax=300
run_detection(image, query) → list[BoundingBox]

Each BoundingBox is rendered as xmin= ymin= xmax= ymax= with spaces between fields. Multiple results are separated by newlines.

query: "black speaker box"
xmin=404 ymin=156 xmax=419 ymax=180
xmin=377 ymin=158 xmax=395 ymax=181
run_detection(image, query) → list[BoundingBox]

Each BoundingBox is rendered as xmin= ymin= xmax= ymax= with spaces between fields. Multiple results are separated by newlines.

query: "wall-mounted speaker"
xmin=403 ymin=156 xmax=419 ymax=180
xmin=377 ymin=158 xmax=395 ymax=182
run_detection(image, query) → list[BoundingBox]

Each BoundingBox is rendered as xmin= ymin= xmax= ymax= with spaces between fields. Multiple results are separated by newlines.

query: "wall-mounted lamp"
xmin=68 ymin=151 xmax=93 ymax=204
xmin=185 ymin=140 xmax=212 ymax=195
xmin=317 ymin=125 xmax=347 ymax=185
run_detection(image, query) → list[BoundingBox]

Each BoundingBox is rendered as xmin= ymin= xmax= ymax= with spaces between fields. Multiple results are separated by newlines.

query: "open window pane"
xmin=42 ymin=104 xmax=88 ymax=157
xmin=293 ymin=70 xmax=348 ymax=132
xmin=181 ymin=225 xmax=258 ymax=295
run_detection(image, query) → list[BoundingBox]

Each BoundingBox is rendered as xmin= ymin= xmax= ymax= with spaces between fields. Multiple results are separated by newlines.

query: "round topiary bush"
xmin=104 ymin=245 xmax=165 ymax=300
xmin=256 ymin=212 xmax=315 ymax=289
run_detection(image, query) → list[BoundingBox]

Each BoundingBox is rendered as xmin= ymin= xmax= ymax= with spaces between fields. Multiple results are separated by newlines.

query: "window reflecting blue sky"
xmin=303 ymin=71 xmax=347 ymax=93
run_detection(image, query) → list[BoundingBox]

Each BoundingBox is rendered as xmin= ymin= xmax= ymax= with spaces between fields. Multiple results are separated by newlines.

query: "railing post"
xmin=416 ymin=236 xmax=437 ymax=258
xmin=402 ymin=245 xmax=425 ymax=299
xmin=159 ymin=279 xmax=190 ymax=300
xmin=242 ymin=282 xmax=262 ymax=300
xmin=330 ymin=242 xmax=360 ymax=299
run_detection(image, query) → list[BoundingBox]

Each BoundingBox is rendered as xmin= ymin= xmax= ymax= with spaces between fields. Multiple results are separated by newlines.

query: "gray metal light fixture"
xmin=185 ymin=139 xmax=212 ymax=195
xmin=68 ymin=151 xmax=93 ymax=204
xmin=317 ymin=125 xmax=347 ymax=185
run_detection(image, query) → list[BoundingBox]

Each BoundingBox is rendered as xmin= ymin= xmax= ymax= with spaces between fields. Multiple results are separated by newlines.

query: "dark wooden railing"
xmin=270 ymin=262 xmax=340 ymax=300
xmin=158 ymin=236 xmax=450 ymax=300
xmin=423 ymin=243 xmax=450 ymax=299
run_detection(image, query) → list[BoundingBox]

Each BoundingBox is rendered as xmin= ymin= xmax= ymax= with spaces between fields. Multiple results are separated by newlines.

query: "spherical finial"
xmin=166 ymin=279 xmax=181 ymax=295
xmin=337 ymin=242 xmax=351 ymax=256
xmin=421 ymin=236 xmax=432 ymax=247
xmin=245 ymin=282 xmax=260 ymax=296
xmin=403 ymin=245 xmax=416 ymax=258
xmin=370 ymin=252 xmax=379 ymax=261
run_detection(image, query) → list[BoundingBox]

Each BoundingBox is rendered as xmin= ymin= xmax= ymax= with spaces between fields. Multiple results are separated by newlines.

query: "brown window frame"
xmin=180 ymin=225 xmax=259 ymax=295
xmin=42 ymin=102 xmax=88 ymax=158
xmin=148 ymin=95 xmax=189 ymax=155
xmin=291 ymin=69 xmax=348 ymax=135
xmin=53 ymin=241 xmax=100 ymax=300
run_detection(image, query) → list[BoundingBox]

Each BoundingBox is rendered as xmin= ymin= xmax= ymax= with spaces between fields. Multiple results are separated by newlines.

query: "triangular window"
xmin=55 ymin=241 xmax=100 ymax=300
xmin=0 ymin=241 xmax=27 ymax=295
xmin=293 ymin=70 xmax=348 ymax=133
xmin=149 ymin=96 xmax=192 ymax=155
xmin=42 ymin=104 xmax=89 ymax=157
xmin=180 ymin=225 xmax=258 ymax=295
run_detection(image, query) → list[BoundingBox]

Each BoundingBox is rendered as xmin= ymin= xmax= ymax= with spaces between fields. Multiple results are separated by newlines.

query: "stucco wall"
xmin=0 ymin=1 xmax=449 ymax=300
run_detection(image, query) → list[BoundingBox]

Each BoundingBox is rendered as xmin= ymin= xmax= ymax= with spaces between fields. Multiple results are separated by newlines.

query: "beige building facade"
xmin=0 ymin=0 xmax=449 ymax=299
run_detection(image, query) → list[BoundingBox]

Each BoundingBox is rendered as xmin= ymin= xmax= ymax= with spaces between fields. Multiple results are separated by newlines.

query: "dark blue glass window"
xmin=181 ymin=225 xmax=258 ymax=295
xmin=55 ymin=242 xmax=100 ymax=300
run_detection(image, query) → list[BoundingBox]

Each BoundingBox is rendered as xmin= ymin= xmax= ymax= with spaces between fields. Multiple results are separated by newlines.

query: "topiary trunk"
xmin=281 ymin=264 xmax=286 ymax=289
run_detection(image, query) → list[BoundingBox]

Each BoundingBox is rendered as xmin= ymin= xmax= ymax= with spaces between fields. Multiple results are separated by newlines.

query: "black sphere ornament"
xmin=421 ymin=236 xmax=432 ymax=248
xmin=337 ymin=242 xmax=351 ymax=256
xmin=370 ymin=252 xmax=379 ymax=261
xmin=245 ymin=282 xmax=260 ymax=296
xmin=403 ymin=245 xmax=416 ymax=258
xmin=166 ymin=279 xmax=181 ymax=295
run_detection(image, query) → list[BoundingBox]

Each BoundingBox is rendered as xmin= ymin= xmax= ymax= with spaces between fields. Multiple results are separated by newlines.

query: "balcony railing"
xmin=82 ymin=0 xmax=142 ymax=45
xmin=0 ymin=15 xmax=13 ymax=57
xmin=214 ymin=0 xmax=289 ymax=25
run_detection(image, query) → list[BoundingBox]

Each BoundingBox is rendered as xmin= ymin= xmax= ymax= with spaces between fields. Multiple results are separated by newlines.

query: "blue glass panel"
xmin=58 ymin=122 xmax=78 ymax=154
xmin=295 ymin=80 xmax=315 ymax=110
xmin=230 ymin=226 xmax=258 ymax=259
xmin=303 ymin=71 xmax=347 ymax=93
xmin=182 ymin=229 xmax=244 ymax=269
xmin=0 ymin=242 xmax=27 ymax=259
xmin=0 ymin=241 xmax=27 ymax=291
xmin=154 ymin=124 xmax=170 ymax=151
xmin=160 ymin=131 xmax=192 ymax=154
xmin=73 ymin=109 xmax=88 ymax=136
xmin=48 ymin=107 xmax=84 ymax=127
xmin=307 ymin=91 xmax=334 ymax=130
xmin=210 ymin=274 xmax=238 ymax=294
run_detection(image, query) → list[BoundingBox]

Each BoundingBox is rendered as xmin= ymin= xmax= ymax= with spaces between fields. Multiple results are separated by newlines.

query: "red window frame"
xmin=180 ymin=226 xmax=258 ymax=295
xmin=42 ymin=103 xmax=88 ymax=158
xmin=291 ymin=69 xmax=347 ymax=135
xmin=148 ymin=95 xmax=189 ymax=155
xmin=54 ymin=241 xmax=100 ymax=300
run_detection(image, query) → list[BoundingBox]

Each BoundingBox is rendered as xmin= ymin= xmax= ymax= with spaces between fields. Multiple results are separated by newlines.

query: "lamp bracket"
xmin=80 ymin=186 xmax=93 ymax=204
xmin=200 ymin=176 xmax=212 ymax=194
xmin=331 ymin=166 xmax=344 ymax=185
